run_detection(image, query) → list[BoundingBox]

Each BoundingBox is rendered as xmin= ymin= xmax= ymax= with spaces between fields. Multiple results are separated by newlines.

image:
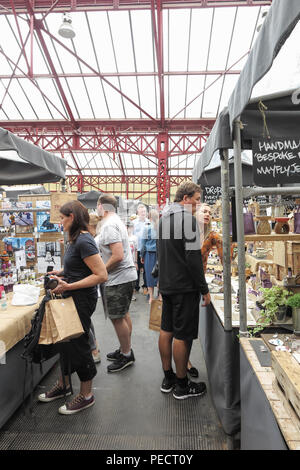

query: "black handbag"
xmin=151 ymin=260 xmax=159 ymax=278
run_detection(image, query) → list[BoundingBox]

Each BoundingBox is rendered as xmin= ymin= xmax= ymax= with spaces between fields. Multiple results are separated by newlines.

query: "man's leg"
xmin=173 ymin=338 xmax=192 ymax=378
xmin=158 ymin=329 xmax=173 ymax=371
xmin=124 ymin=312 xmax=132 ymax=339
xmin=111 ymin=317 xmax=131 ymax=355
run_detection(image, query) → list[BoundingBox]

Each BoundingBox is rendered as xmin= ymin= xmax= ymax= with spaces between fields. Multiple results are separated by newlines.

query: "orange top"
xmin=201 ymin=231 xmax=223 ymax=273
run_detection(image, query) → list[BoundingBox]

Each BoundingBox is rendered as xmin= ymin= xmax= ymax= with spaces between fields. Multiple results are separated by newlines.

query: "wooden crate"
xmin=287 ymin=242 xmax=300 ymax=276
xmin=271 ymin=351 xmax=300 ymax=421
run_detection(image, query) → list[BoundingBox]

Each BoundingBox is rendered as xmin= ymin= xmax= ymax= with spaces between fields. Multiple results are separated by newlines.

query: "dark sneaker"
xmin=106 ymin=348 xmax=121 ymax=361
xmin=173 ymin=381 xmax=207 ymax=400
xmin=38 ymin=382 xmax=71 ymax=402
xmin=187 ymin=366 xmax=199 ymax=378
xmin=58 ymin=394 xmax=95 ymax=415
xmin=107 ymin=350 xmax=135 ymax=373
xmin=160 ymin=376 xmax=177 ymax=393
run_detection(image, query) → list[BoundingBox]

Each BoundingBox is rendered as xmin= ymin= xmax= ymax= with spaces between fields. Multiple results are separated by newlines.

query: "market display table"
xmin=0 ymin=294 xmax=58 ymax=429
xmin=240 ymin=337 xmax=300 ymax=450
xmin=199 ymin=276 xmax=292 ymax=438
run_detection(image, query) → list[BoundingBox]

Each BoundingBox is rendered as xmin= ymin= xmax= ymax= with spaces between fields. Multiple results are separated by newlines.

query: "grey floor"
xmin=0 ymin=290 xmax=227 ymax=451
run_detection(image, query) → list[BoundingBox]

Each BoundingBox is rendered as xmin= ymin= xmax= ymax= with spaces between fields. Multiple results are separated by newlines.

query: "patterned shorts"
xmin=105 ymin=281 xmax=135 ymax=319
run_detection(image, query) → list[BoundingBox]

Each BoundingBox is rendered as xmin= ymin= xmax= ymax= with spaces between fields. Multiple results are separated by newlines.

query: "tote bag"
xmin=39 ymin=296 xmax=84 ymax=344
xmin=149 ymin=299 xmax=162 ymax=332
xmin=294 ymin=207 xmax=300 ymax=234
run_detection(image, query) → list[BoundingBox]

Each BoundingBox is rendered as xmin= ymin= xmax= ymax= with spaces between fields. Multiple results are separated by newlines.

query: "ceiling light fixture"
xmin=58 ymin=13 xmax=76 ymax=39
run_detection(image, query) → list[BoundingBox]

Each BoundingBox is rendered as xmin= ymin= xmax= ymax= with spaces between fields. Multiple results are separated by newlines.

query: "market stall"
xmin=0 ymin=128 xmax=66 ymax=428
xmin=193 ymin=0 xmax=300 ymax=442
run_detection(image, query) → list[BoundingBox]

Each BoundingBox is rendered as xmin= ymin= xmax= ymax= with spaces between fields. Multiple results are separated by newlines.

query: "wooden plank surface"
xmin=240 ymin=338 xmax=300 ymax=450
xmin=244 ymin=234 xmax=300 ymax=242
xmin=271 ymin=351 xmax=300 ymax=421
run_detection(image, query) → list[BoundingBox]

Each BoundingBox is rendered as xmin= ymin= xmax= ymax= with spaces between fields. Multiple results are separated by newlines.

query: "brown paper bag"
xmin=46 ymin=296 xmax=84 ymax=343
xmin=38 ymin=303 xmax=54 ymax=345
xmin=50 ymin=192 xmax=77 ymax=223
xmin=149 ymin=299 xmax=162 ymax=332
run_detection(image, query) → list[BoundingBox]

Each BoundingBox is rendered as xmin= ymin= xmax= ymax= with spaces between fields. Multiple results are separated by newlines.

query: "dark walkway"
xmin=0 ymin=291 xmax=227 ymax=451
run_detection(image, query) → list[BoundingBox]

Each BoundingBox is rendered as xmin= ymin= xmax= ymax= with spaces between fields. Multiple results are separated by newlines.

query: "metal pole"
xmin=233 ymin=120 xmax=248 ymax=337
xmin=243 ymin=186 xmax=300 ymax=198
xmin=220 ymin=148 xmax=232 ymax=331
xmin=61 ymin=178 xmax=68 ymax=247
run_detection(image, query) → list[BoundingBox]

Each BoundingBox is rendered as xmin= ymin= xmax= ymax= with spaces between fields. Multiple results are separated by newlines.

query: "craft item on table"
xmin=255 ymin=248 xmax=267 ymax=259
xmin=274 ymin=217 xmax=290 ymax=234
xmin=269 ymin=338 xmax=284 ymax=346
xmin=275 ymin=345 xmax=291 ymax=352
xmin=256 ymin=216 xmax=271 ymax=235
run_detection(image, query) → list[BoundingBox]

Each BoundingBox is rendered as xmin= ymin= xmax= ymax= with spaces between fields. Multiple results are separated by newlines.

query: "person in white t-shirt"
xmin=96 ymin=194 xmax=137 ymax=373
xmin=127 ymin=221 xmax=138 ymax=301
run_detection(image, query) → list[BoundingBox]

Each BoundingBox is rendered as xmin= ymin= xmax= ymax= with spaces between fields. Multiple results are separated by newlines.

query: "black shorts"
xmin=161 ymin=292 xmax=200 ymax=341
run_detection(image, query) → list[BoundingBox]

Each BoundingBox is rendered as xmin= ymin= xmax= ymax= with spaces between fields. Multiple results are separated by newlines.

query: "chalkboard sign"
xmin=252 ymin=138 xmax=300 ymax=186
xmin=203 ymin=185 xmax=222 ymax=205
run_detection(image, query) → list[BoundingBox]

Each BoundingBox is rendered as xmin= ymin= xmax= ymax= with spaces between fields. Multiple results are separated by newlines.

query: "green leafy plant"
xmin=247 ymin=286 xmax=292 ymax=337
xmin=260 ymin=286 xmax=291 ymax=320
xmin=287 ymin=293 xmax=300 ymax=309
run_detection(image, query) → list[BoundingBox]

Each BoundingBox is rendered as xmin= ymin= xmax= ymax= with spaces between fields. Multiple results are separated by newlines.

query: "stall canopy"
xmin=193 ymin=88 xmax=300 ymax=183
xmin=193 ymin=0 xmax=300 ymax=182
xmin=77 ymin=190 xmax=103 ymax=209
xmin=0 ymin=127 xmax=66 ymax=185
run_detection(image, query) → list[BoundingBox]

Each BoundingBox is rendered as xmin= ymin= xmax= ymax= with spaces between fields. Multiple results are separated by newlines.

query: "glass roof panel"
xmin=166 ymin=9 xmax=191 ymax=72
xmin=208 ymin=8 xmax=236 ymax=70
xmin=188 ymin=9 xmax=214 ymax=71
xmin=107 ymin=11 xmax=135 ymax=73
xmin=130 ymin=11 xmax=154 ymax=73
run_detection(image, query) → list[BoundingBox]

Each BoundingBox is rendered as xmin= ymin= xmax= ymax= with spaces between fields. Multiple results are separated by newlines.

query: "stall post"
xmin=233 ymin=120 xmax=248 ymax=336
xmin=61 ymin=178 xmax=68 ymax=247
xmin=220 ymin=148 xmax=232 ymax=331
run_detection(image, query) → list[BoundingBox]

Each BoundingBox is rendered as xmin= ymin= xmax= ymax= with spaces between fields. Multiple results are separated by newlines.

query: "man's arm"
xmin=184 ymin=214 xmax=210 ymax=298
xmin=106 ymin=242 xmax=124 ymax=272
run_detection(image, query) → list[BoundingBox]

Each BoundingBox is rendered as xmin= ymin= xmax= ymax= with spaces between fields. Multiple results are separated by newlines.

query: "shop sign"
xmin=252 ymin=138 xmax=300 ymax=186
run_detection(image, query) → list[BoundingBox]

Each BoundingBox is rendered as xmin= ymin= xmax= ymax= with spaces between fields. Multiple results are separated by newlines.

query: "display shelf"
xmin=244 ymin=234 xmax=300 ymax=242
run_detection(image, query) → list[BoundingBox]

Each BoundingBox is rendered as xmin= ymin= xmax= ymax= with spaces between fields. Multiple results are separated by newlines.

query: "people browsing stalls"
xmin=126 ymin=220 xmax=138 ymax=301
xmin=140 ymin=209 xmax=159 ymax=304
xmin=157 ymin=182 xmax=211 ymax=400
xmin=133 ymin=204 xmax=149 ymax=294
xmin=96 ymin=194 xmax=137 ymax=373
xmin=196 ymin=203 xmax=223 ymax=272
xmin=38 ymin=200 xmax=108 ymax=415
xmin=185 ymin=202 xmax=223 ymax=376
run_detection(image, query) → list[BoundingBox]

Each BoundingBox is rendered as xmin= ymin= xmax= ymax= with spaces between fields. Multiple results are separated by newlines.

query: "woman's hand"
xmin=141 ymin=258 xmax=144 ymax=264
xmin=51 ymin=276 xmax=70 ymax=294
xmin=47 ymin=269 xmax=63 ymax=276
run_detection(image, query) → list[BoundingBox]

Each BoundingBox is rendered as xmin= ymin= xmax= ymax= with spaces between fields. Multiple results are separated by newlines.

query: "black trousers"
xmin=60 ymin=291 xmax=98 ymax=382
xmin=135 ymin=250 xmax=147 ymax=291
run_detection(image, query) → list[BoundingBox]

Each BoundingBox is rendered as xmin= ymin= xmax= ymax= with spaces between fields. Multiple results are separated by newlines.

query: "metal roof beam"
xmin=0 ymin=118 xmax=215 ymax=132
xmin=0 ymin=1 xmax=272 ymax=14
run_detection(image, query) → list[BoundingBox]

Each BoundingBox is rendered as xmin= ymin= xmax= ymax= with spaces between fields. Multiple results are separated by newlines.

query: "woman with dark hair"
xmin=38 ymin=200 xmax=107 ymax=415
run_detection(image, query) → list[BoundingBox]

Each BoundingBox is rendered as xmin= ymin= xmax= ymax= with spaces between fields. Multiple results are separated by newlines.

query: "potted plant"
xmin=245 ymin=263 xmax=252 ymax=277
xmin=287 ymin=293 xmax=300 ymax=335
xmin=260 ymin=286 xmax=292 ymax=324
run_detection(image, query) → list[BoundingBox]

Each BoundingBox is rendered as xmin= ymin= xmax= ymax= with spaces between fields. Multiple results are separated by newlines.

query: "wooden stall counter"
xmin=240 ymin=337 xmax=300 ymax=450
xmin=0 ymin=291 xmax=44 ymax=356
